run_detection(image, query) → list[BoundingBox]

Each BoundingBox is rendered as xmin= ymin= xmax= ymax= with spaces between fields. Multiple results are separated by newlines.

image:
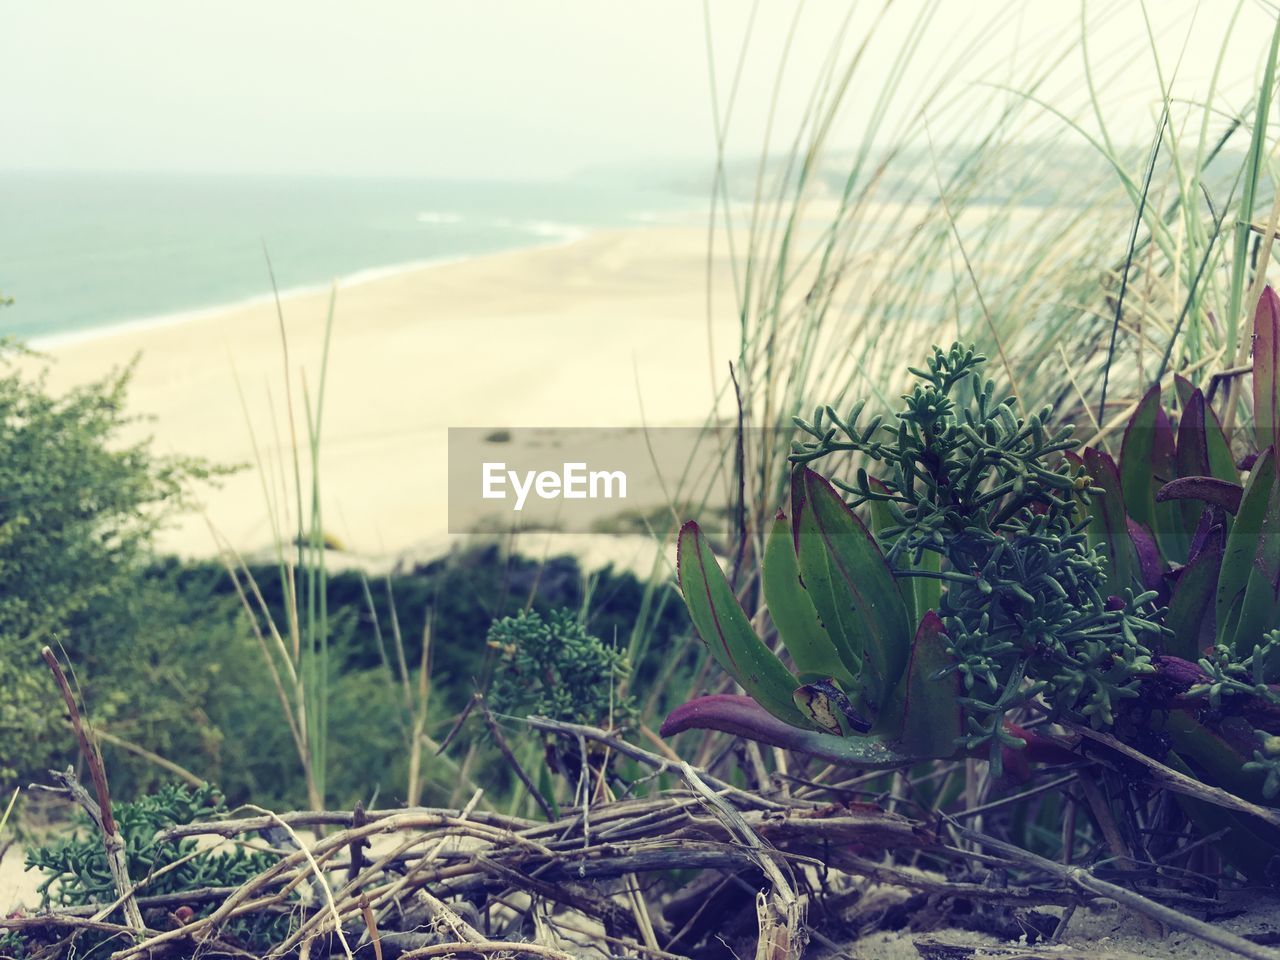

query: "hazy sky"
xmin=2 ymin=2 xmax=1277 ymax=180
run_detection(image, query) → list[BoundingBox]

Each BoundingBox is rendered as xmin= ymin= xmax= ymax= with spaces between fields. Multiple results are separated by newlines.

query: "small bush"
xmin=487 ymin=608 xmax=635 ymax=728
xmin=0 ymin=355 xmax=212 ymax=786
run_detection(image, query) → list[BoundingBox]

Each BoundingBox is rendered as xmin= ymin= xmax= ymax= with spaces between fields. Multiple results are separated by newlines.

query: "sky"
xmin=2 ymin=2 xmax=1278 ymax=180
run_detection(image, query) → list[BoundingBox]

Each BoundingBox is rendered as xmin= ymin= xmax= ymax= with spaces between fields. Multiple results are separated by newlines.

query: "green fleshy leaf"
xmin=1079 ymin=448 xmax=1138 ymax=595
xmin=1121 ymin=384 xmax=1183 ymax=562
xmin=1231 ymin=471 xmax=1280 ymax=658
xmin=1164 ymin=747 xmax=1280 ymax=881
xmin=677 ymin=521 xmax=813 ymax=729
xmin=1166 ymin=520 xmax=1224 ymax=660
xmin=792 ymin=467 xmax=910 ymax=712
xmin=764 ymin=510 xmax=856 ymax=687
xmin=882 ymin=612 xmax=962 ymax=758
xmin=1217 ymin=448 xmax=1277 ymax=651
xmin=1175 ymin=387 xmax=1238 ymax=538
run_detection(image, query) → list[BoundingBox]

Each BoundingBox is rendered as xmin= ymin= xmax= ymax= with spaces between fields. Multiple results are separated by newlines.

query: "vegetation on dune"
xmin=13 ymin=5 xmax=1280 ymax=958
xmin=487 ymin=609 xmax=635 ymax=729
xmin=26 ymin=783 xmax=287 ymax=954
xmin=669 ymin=328 xmax=1280 ymax=879
xmin=0 ymin=353 xmax=212 ymax=788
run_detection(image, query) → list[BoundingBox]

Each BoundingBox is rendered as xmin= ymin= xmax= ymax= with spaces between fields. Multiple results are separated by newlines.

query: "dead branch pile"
xmin=9 ymin=713 xmax=1280 ymax=960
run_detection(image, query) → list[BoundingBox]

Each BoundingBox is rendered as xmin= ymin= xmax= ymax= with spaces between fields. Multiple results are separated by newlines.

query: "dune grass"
xmin=129 ymin=3 xmax=1280 ymax=820
xmin=610 ymin=2 xmax=1280 ymax=780
xmin=211 ymin=278 xmax=339 ymax=811
xmin=695 ymin=2 xmax=1279 ymax=554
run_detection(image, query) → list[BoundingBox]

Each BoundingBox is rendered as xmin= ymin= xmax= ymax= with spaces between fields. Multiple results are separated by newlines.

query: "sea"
xmin=0 ymin=171 xmax=699 ymax=346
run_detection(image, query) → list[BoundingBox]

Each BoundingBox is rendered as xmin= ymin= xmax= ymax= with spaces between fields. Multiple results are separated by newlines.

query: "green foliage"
xmin=487 ymin=609 xmax=635 ymax=728
xmin=6 ymin=545 xmax=683 ymax=814
xmin=673 ymin=477 xmax=960 ymax=766
xmin=0 ymin=357 xmax=212 ymax=785
xmin=24 ymin=783 xmax=288 ymax=953
xmin=793 ymin=343 xmax=1163 ymax=762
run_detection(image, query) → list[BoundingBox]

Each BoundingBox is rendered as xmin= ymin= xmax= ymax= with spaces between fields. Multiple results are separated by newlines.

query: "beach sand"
xmin=29 ymin=226 xmax=742 ymax=568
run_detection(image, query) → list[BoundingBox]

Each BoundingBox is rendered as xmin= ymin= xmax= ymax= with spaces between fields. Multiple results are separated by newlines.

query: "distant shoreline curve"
xmin=27 ymin=226 xmax=595 ymax=352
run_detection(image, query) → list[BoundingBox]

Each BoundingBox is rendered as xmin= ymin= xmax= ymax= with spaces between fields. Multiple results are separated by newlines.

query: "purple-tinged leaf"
xmin=1174 ymin=373 xmax=1196 ymax=409
xmin=1001 ymin=722 xmax=1079 ymax=781
xmin=660 ymin=694 xmax=938 ymax=768
xmin=1176 ymin=388 xmax=1237 ymax=485
xmin=1176 ymin=390 xmax=1212 ymax=478
xmin=1152 ymin=655 xmax=1212 ymax=691
xmin=1156 ymin=476 xmax=1244 ymax=514
xmin=1187 ymin=506 xmax=1225 ymax=562
xmin=1126 ymin=519 xmax=1164 ymax=592
xmin=1081 ymin=447 xmax=1138 ymax=594
xmin=1166 ymin=519 xmax=1224 ymax=661
xmin=1243 ymin=691 xmax=1280 ymax=736
xmin=1121 ymin=384 xmax=1182 ymax=560
xmin=886 ymin=612 xmax=962 ymax=758
xmin=1253 ymin=285 xmax=1280 ymax=458
xmin=661 ymin=694 xmax=792 ymax=741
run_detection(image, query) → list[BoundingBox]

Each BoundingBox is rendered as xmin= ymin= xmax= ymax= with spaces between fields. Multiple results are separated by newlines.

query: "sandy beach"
xmin=28 ymin=226 xmax=742 ymax=566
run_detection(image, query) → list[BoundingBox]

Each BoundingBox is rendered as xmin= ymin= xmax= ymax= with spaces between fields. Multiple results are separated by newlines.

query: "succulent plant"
xmin=664 ymin=343 xmax=1159 ymax=773
xmin=1059 ymin=288 xmax=1280 ymax=874
xmin=664 ymin=308 xmax=1280 ymax=877
xmin=665 ymin=470 xmax=962 ymax=769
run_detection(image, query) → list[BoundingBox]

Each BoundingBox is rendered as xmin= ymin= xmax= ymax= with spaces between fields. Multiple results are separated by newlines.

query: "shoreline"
xmin=31 ymin=223 xmax=741 ymax=564
xmin=26 ymin=227 xmax=598 ymax=352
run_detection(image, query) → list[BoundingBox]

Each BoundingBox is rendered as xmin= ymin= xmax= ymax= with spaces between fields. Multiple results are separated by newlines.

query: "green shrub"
xmin=667 ymin=333 xmax=1280 ymax=879
xmin=24 ymin=783 xmax=288 ymax=955
xmin=488 ymin=609 xmax=635 ymax=728
xmin=0 ymin=355 xmax=212 ymax=786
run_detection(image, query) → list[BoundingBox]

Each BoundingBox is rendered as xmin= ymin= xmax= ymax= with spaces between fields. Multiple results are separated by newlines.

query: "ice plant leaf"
xmin=1165 ymin=710 xmax=1273 ymax=805
xmin=1176 ymin=387 xmax=1237 ymax=485
xmin=911 ymin=548 xmax=942 ymax=622
xmin=1174 ymin=373 xmax=1196 ymax=409
xmin=792 ymin=467 xmax=910 ymax=712
xmin=763 ymin=510 xmax=856 ymax=687
xmin=1217 ymin=447 xmax=1277 ymax=648
xmin=1163 ymin=747 xmax=1280 ymax=881
xmin=660 ymin=695 xmax=936 ymax=768
xmin=1126 ymin=519 xmax=1163 ymax=591
xmin=1254 ymin=285 xmax=1280 ymax=457
xmin=676 ymin=521 xmax=813 ymax=729
xmin=866 ymin=475 xmax=921 ymax=624
xmin=1231 ymin=474 xmax=1280 ymax=657
xmin=1166 ymin=518 xmax=1225 ymax=660
xmin=1156 ymin=476 xmax=1244 ymax=515
xmin=1121 ymin=384 xmax=1182 ymax=561
xmin=792 ymin=469 xmax=864 ymax=682
xmin=887 ymin=612 xmax=962 ymax=758
xmin=1081 ymin=447 xmax=1138 ymax=594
